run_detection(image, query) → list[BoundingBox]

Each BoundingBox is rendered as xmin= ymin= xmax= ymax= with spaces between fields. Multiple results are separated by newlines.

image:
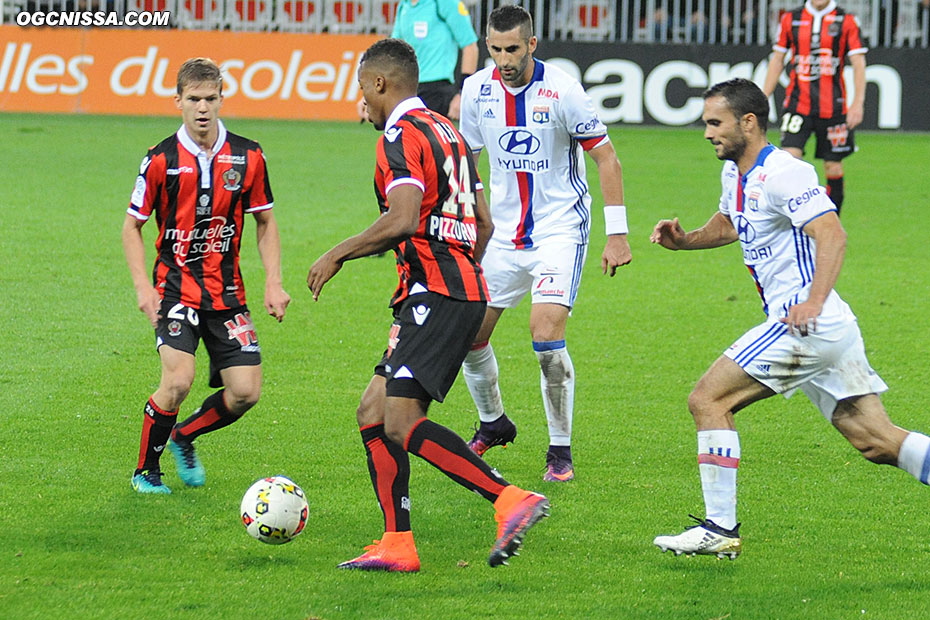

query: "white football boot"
xmin=654 ymin=515 xmax=742 ymax=559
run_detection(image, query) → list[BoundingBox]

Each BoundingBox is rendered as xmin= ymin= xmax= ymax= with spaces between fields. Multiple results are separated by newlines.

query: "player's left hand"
xmin=447 ymin=94 xmax=462 ymax=120
xmin=780 ymin=299 xmax=823 ymax=336
xmin=264 ymin=285 xmax=290 ymax=322
xmin=307 ymin=251 xmax=343 ymax=301
xmin=847 ymin=102 xmax=864 ymax=130
xmin=602 ymin=234 xmax=632 ymax=277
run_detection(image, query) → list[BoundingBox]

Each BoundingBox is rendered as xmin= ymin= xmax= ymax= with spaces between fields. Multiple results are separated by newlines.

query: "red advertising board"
xmin=0 ymin=25 xmax=378 ymax=119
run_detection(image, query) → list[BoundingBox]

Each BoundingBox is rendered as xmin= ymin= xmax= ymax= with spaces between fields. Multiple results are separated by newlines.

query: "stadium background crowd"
xmin=6 ymin=0 xmax=929 ymax=48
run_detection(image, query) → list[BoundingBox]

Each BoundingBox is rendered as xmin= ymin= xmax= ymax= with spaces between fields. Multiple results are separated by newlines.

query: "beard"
xmin=715 ymin=134 xmax=747 ymax=162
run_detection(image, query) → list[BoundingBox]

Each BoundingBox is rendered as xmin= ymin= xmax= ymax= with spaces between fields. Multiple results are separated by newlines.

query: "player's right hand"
xmin=650 ymin=218 xmax=686 ymax=250
xmin=307 ymin=251 xmax=343 ymax=301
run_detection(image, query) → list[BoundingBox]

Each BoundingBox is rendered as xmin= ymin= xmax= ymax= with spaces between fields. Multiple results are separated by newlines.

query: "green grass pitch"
xmin=0 ymin=113 xmax=928 ymax=619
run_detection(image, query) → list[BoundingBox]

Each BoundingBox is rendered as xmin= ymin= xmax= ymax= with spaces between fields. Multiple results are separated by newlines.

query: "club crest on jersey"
xmin=532 ymin=106 xmax=550 ymax=124
xmin=222 ymin=168 xmax=242 ymax=191
xmin=747 ymin=192 xmax=760 ymax=211
xmin=168 ymin=320 xmax=182 ymax=337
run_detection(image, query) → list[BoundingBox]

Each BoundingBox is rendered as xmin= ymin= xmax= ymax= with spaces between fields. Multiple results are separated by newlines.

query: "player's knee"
xmin=687 ymin=388 xmax=711 ymax=419
xmin=383 ymin=420 xmax=408 ymax=446
xmin=162 ymin=375 xmax=194 ymax=404
xmin=225 ymin=385 xmax=260 ymax=415
xmin=355 ymin=398 xmax=379 ymax=428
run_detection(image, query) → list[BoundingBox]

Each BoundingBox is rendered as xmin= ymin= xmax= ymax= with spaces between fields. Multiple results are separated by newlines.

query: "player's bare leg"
xmin=131 ymin=346 xmax=194 ymax=494
xmin=340 ymin=376 xmax=419 ymax=572
xmin=831 ymin=394 xmax=930 ymax=483
xmin=168 ymin=364 xmax=261 ymax=487
xmin=464 ymin=306 xmax=518 ymax=456
xmin=655 ymin=356 xmax=774 ymax=558
xmin=530 ymin=302 xmax=575 ymax=481
xmin=824 ymin=159 xmax=845 ymax=214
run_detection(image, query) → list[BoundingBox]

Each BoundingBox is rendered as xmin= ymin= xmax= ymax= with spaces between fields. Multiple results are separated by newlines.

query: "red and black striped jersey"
xmin=127 ymin=120 xmax=273 ymax=311
xmin=774 ymin=1 xmax=867 ymax=118
xmin=374 ymin=97 xmax=488 ymax=307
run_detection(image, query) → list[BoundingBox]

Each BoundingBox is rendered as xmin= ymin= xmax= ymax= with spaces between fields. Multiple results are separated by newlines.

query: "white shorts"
xmin=481 ymin=241 xmax=587 ymax=309
xmin=724 ymin=315 xmax=888 ymax=421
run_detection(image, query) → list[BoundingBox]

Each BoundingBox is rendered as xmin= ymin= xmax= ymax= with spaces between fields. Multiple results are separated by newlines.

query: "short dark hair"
xmin=177 ymin=57 xmax=222 ymax=95
xmin=488 ymin=4 xmax=534 ymax=39
xmin=360 ymin=38 xmax=419 ymax=88
xmin=703 ymin=78 xmax=769 ymax=131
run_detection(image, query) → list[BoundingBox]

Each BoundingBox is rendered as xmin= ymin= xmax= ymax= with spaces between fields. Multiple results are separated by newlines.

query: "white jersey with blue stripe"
xmin=718 ymin=145 xmax=845 ymax=320
xmin=460 ymin=60 xmax=609 ymax=250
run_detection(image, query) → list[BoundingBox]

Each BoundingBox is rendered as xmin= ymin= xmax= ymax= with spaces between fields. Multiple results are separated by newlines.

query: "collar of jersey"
xmin=492 ymin=59 xmax=545 ymax=95
xmin=176 ymin=119 xmax=227 ymax=158
xmin=384 ymin=97 xmax=427 ymax=132
xmin=804 ymin=0 xmax=836 ymax=17
xmin=743 ymin=144 xmax=776 ymax=179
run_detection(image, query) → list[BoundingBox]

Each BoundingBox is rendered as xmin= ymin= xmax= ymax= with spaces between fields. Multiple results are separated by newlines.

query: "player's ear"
xmin=174 ymin=93 xmax=182 ymax=110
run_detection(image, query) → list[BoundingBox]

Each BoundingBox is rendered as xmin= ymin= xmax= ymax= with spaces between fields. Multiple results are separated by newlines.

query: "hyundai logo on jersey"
xmin=499 ymin=130 xmax=541 ymax=155
xmin=734 ymin=215 xmax=757 ymax=243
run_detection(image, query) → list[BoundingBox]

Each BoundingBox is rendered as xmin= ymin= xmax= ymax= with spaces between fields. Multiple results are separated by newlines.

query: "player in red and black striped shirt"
xmin=763 ymin=0 xmax=867 ymax=214
xmin=307 ymin=38 xmax=548 ymax=572
xmin=122 ymin=58 xmax=290 ymax=495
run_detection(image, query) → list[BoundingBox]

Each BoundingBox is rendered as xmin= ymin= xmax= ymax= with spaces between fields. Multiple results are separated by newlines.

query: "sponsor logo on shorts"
xmin=386 ymin=323 xmax=400 ymax=358
xmin=412 ymin=304 xmax=431 ymax=325
xmin=224 ymin=312 xmax=257 ymax=346
xmin=534 ymin=273 xmax=565 ymax=298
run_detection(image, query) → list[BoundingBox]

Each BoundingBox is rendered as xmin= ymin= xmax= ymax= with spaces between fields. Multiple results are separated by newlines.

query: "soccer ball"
xmin=240 ymin=476 xmax=309 ymax=545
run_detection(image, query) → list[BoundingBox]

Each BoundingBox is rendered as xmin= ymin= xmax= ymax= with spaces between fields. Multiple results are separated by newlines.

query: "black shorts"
xmin=155 ymin=301 xmax=261 ymax=388
xmin=778 ymin=112 xmax=856 ymax=161
xmin=374 ymin=292 xmax=486 ymax=403
xmin=417 ymin=80 xmax=457 ymax=116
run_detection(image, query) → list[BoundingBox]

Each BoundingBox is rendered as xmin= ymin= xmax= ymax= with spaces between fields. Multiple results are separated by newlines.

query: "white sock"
xmin=898 ymin=432 xmax=930 ymax=485
xmin=534 ymin=341 xmax=574 ymax=446
xmin=697 ymin=429 xmax=741 ymax=531
xmin=463 ymin=343 xmax=504 ymax=424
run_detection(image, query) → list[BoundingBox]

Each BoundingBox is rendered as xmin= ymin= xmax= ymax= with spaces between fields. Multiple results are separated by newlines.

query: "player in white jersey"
xmin=458 ymin=5 xmax=632 ymax=482
xmin=650 ymin=78 xmax=930 ymax=558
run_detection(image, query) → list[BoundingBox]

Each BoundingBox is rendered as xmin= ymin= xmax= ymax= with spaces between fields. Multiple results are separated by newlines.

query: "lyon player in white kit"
xmin=650 ymin=78 xmax=930 ymax=559
xmin=458 ymin=5 xmax=632 ymax=482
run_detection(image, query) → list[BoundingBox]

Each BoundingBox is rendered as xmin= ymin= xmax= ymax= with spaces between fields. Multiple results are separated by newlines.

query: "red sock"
xmin=172 ymin=390 xmax=239 ymax=442
xmin=405 ymin=418 xmax=508 ymax=502
xmin=361 ymin=424 xmax=411 ymax=532
xmin=135 ymin=398 xmax=177 ymax=474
